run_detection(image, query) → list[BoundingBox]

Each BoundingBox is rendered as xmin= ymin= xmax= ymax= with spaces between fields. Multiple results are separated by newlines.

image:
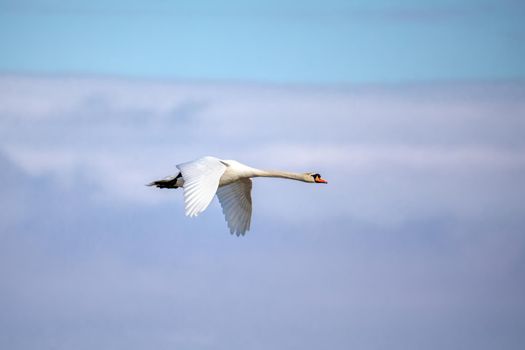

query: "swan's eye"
xmin=312 ymin=173 xmax=320 ymax=180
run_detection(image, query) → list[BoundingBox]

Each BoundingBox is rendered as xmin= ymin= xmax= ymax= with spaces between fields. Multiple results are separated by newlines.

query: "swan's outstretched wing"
xmin=216 ymin=178 xmax=252 ymax=236
xmin=176 ymin=156 xmax=227 ymax=217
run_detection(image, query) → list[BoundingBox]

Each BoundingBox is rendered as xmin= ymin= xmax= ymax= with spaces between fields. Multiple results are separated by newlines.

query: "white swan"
xmin=149 ymin=156 xmax=327 ymax=235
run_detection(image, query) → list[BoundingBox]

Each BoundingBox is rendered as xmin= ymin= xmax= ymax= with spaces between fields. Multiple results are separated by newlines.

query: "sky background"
xmin=1 ymin=1 xmax=525 ymax=349
xmin=1 ymin=0 xmax=524 ymax=83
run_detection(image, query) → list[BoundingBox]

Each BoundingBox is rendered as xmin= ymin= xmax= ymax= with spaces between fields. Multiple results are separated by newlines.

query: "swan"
xmin=149 ymin=156 xmax=327 ymax=235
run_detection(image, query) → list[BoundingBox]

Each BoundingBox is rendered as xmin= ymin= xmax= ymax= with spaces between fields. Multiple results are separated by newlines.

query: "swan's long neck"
xmin=250 ymin=169 xmax=307 ymax=182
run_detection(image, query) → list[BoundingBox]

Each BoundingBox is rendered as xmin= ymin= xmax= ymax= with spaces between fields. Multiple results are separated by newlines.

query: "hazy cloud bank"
xmin=0 ymin=75 xmax=524 ymax=349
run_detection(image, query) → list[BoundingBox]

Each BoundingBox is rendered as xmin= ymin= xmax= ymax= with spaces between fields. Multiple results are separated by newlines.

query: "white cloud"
xmin=1 ymin=75 xmax=525 ymax=350
xmin=1 ymin=75 xmax=524 ymax=220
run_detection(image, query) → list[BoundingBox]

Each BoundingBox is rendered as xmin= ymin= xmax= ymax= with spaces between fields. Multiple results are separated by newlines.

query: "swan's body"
xmin=149 ymin=156 xmax=327 ymax=236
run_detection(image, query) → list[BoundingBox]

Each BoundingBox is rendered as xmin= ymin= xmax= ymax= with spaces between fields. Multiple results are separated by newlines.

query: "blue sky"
xmin=1 ymin=0 xmax=524 ymax=83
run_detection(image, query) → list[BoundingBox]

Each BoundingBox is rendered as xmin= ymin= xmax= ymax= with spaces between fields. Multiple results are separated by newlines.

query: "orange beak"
xmin=315 ymin=177 xmax=328 ymax=184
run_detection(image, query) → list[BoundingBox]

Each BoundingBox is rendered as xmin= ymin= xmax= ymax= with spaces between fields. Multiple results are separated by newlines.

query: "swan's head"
xmin=306 ymin=173 xmax=328 ymax=184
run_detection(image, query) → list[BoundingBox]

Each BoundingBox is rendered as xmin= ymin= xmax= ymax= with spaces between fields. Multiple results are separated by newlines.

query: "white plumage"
xmin=176 ymin=157 xmax=227 ymax=217
xmin=216 ymin=178 xmax=253 ymax=235
xmin=149 ymin=156 xmax=327 ymax=236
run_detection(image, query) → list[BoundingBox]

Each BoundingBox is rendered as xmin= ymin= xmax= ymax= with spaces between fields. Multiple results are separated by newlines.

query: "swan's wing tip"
xmin=217 ymin=179 xmax=253 ymax=237
xmin=229 ymin=227 xmax=249 ymax=236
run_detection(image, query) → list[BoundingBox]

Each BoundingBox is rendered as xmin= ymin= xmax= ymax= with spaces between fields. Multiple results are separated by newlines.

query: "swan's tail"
xmin=147 ymin=173 xmax=182 ymax=189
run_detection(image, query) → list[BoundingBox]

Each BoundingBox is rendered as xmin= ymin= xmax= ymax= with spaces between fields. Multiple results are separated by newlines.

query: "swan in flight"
xmin=149 ymin=156 xmax=327 ymax=236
